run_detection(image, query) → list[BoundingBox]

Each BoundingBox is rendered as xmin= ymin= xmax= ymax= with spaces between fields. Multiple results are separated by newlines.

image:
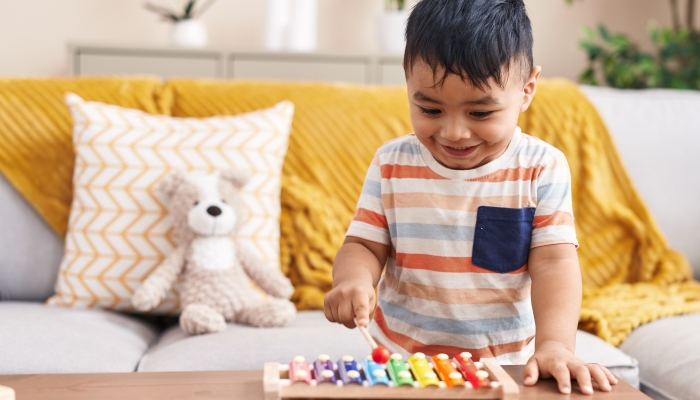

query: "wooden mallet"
xmin=354 ymin=317 xmax=391 ymax=364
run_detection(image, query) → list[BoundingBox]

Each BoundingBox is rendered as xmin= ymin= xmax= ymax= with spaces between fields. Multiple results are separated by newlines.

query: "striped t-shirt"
xmin=346 ymin=127 xmax=578 ymax=364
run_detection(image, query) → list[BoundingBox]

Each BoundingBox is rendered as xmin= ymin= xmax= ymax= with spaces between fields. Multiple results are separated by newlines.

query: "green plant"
xmin=654 ymin=27 xmax=700 ymax=89
xmin=578 ymin=25 xmax=659 ymax=88
xmin=569 ymin=0 xmax=700 ymax=90
xmin=144 ymin=0 xmax=216 ymax=22
xmin=386 ymin=0 xmax=406 ymax=11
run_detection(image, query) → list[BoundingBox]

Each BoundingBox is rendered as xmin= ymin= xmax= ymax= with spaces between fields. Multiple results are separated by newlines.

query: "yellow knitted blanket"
xmin=1 ymin=77 xmax=699 ymax=346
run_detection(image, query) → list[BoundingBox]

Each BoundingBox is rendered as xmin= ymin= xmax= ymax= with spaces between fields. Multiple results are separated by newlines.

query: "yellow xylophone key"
xmin=407 ymin=352 xmax=440 ymax=388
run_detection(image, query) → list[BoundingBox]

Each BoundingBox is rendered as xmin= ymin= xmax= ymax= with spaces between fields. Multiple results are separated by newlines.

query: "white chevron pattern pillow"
xmin=48 ymin=93 xmax=294 ymax=313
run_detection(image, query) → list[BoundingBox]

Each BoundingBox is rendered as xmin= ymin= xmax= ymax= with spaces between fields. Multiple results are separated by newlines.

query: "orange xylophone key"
xmin=431 ymin=353 xmax=465 ymax=388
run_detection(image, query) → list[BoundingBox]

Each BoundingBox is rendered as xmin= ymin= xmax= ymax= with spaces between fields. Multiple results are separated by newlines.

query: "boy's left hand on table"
xmin=523 ymin=340 xmax=619 ymax=395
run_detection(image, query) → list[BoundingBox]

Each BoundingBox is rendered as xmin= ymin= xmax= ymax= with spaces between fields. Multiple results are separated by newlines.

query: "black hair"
xmin=404 ymin=0 xmax=534 ymax=90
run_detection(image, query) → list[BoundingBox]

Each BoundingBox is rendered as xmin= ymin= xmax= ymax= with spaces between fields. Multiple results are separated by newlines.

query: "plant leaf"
xmin=184 ymin=0 xmax=196 ymax=19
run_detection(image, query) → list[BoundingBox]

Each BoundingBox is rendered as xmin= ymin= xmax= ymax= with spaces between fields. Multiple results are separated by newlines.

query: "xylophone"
xmin=0 ymin=385 xmax=14 ymax=400
xmin=263 ymin=351 xmax=519 ymax=400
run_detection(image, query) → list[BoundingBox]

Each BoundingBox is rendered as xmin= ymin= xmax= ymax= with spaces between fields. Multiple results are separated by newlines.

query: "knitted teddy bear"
xmin=131 ymin=170 xmax=296 ymax=334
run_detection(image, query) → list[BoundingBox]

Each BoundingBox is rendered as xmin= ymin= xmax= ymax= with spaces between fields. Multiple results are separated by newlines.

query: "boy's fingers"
xmin=338 ymin=300 xmax=355 ymax=329
xmin=338 ymin=300 xmax=356 ymax=329
xmin=570 ymin=363 xmax=593 ymax=395
xmin=352 ymin=291 xmax=371 ymax=327
xmin=522 ymin=358 xmax=539 ymax=386
xmin=600 ymin=366 xmax=618 ymax=385
xmin=323 ymin=296 xmax=336 ymax=323
xmin=550 ymin=363 xmax=572 ymax=394
xmin=326 ymin=294 xmax=341 ymax=325
xmin=330 ymin=305 xmax=341 ymax=327
xmin=368 ymin=290 xmax=377 ymax=310
xmin=587 ymin=364 xmax=612 ymax=392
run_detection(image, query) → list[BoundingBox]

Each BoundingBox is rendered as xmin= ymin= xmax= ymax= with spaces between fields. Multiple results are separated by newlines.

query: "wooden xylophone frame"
xmin=0 ymin=385 xmax=14 ymax=400
xmin=263 ymin=358 xmax=519 ymax=400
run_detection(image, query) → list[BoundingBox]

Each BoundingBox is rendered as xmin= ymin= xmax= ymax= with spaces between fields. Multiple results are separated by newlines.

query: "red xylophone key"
xmin=453 ymin=352 xmax=491 ymax=388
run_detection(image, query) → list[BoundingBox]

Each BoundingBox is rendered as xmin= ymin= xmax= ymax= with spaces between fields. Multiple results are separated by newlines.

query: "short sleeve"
xmin=531 ymin=151 xmax=579 ymax=248
xmin=346 ymin=151 xmax=391 ymax=246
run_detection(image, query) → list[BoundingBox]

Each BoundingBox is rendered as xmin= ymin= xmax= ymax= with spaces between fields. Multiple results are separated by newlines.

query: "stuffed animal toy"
xmin=131 ymin=170 xmax=296 ymax=334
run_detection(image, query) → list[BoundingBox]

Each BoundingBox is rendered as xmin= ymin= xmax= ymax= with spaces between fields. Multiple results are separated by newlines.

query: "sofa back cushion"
xmin=0 ymin=78 xmax=163 ymax=301
xmin=0 ymin=173 xmax=63 ymax=301
xmin=582 ymin=86 xmax=700 ymax=279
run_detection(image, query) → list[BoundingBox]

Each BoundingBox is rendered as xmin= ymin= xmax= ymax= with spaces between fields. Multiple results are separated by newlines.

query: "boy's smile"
xmin=406 ymin=61 xmax=541 ymax=170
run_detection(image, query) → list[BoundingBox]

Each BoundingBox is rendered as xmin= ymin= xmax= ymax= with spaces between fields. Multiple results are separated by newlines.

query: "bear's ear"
xmin=157 ymin=171 xmax=188 ymax=199
xmin=219 ymin=170 xmax=249 ymax=189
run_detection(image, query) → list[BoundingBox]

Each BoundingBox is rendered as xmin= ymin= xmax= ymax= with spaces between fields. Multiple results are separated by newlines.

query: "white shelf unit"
xmin=68 ymin=44 xmax=406 ymax=85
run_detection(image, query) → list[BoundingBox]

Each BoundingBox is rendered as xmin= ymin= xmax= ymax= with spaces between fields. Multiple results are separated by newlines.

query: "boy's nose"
xmin=443 ymin=120 xmax=472 ymax=141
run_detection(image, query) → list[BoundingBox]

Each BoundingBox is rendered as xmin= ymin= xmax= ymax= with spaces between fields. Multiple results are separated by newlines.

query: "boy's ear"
xmin=520 ymin=65 xmax=542 ymax=112
xmin=157 ymin=170 xmax=188 ymax=199
xmin=219 ymin=170 xmax=249 ymax=189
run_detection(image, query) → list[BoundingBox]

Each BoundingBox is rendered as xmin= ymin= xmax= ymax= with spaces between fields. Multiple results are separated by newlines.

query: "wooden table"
xmin=0 ymin=366 xmax=649 ymax=400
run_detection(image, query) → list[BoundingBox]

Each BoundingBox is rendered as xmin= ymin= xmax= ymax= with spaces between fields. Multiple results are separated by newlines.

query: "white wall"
xmin=0 ymin=0 xmax=687 ymax=80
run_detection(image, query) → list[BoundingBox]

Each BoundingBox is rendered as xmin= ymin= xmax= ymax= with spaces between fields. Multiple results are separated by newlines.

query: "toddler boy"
xmin=324 ymin=0 xmax=618 ymax=395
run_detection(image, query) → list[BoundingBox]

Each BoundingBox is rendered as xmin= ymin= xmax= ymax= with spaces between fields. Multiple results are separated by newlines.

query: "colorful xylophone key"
xmin=432 ymin=353 xmax=466 ymax=388
xmin=453 ymin=352 xmax=491 ymax=389
xmin=385 ymin=353 xmax=415 ymax=387
xmin=288 ymin=355 xmax=312 ymax=384
xmin=313 ymin=354 xmax=337 ymax=385
xmin=408 ymin=352 xmax=440 ymax=388
xmin=361 ymin=356 xmax=391 ymax=386
xmin=336 ymin=355 xmax=363 ymax=385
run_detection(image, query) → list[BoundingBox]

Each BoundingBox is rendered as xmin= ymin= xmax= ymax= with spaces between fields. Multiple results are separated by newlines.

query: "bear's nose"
xmin=207 ymin=206 xmax=222 ymax=217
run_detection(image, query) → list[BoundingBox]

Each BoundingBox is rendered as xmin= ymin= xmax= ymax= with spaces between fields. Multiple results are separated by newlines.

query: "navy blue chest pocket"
xmin=472 ymin=206 xmax=536 ymax=274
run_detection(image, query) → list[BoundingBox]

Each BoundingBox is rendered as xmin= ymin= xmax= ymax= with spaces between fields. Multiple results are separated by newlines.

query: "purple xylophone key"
xmin=313 ymin=354 xmax=337 ymax=385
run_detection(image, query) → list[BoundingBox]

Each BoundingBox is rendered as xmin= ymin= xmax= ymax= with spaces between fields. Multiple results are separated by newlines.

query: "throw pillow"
xmin=47 ymin=93 xmax=294 ymax=313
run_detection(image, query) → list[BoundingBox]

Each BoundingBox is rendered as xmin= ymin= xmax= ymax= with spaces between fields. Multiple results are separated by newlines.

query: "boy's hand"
xmin=524 ymin=340 xmax=618 ymax=395
xmin=323 ymin=279 xmax=376 ymax=329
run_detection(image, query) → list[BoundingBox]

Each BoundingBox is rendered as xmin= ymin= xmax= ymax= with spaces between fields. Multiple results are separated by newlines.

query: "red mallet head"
xmin=371 ymin=346 xmax=392 ymax=364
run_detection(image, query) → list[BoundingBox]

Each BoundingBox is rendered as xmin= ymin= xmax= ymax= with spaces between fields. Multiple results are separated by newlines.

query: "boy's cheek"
xmin=411 ymin=117 xmax=440 ymax=139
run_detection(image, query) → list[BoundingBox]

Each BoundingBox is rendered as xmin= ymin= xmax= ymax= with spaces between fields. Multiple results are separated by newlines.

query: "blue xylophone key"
xmin=313 ymin=354 xmax=337 ymax=384
xmin=361 ymin=356 xmax=391 ymax=386
xmin=337 ymin=355 xmax=363 ymax=385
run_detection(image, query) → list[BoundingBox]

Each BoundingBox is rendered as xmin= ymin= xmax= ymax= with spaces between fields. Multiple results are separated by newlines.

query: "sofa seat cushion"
xmin=137 ymin=311 xmax=371 ymax=372
xmin=138 ymin=310 xmax=640 ymax=388
xmin=619 ymin=313 xmax=700 ymax=400
xmin=0 ymin=302 xmax=157 ymax=374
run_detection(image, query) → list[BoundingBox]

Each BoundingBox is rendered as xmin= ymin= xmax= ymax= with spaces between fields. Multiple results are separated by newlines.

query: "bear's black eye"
xmin=194 ymin=201 xmax=199 ymax=206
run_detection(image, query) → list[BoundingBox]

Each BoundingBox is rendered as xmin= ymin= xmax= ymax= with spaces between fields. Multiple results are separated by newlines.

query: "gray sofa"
xmin=1 ymin=86 xmax=698 ymax=399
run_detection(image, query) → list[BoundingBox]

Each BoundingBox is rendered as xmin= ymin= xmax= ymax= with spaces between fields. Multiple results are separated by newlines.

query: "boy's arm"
xmin=525 ymin=243 xmax=618 ymax=395
xmin=529 ymin=243 xmax=580 ymax=352
xmin=324 ymin=235 xmax=388 ymax=329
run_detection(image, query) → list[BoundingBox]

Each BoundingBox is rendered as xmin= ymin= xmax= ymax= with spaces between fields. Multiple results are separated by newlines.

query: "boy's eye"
xmin=470 ymin=111 xmax=493 ymax=119
xmin=418 ymin=106 xmax=441 ymax=116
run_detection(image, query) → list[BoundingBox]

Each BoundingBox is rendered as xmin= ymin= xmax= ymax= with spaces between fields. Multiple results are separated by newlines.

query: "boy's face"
xmin=406 ymin=60 xmax=541 ymax=170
